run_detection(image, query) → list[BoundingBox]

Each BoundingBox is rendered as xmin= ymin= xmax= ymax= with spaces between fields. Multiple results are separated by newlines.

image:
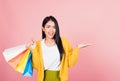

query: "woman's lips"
xmin=48 ymin=32 xmax=54 ymax=36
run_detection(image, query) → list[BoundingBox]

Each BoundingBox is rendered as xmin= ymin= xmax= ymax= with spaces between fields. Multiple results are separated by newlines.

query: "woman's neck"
xmin=44 ymin=38 xmax=55 ymax=46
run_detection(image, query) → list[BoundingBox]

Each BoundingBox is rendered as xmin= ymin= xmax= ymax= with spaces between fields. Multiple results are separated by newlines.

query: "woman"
xmin=27 ymin=16 xmax=90 ymax=81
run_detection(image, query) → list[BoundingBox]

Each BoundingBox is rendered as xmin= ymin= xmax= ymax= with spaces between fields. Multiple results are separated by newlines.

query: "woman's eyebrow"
xmin=46 ymin=25 xmax=51 ymax=26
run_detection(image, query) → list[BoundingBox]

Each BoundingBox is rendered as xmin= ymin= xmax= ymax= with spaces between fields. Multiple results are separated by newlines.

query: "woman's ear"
xmin=41 ymin=27 xmax=45 ymax=31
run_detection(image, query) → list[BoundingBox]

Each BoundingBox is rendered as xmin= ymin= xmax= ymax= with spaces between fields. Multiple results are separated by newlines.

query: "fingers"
xmin=77 ymin=43 xmax=92 ymax=48
xmin=26 ymin=39 xmax=35 ymax=49
xmin=86 ymin=43 xmax=92 ymax=46
xmin=30 ymin=38 xmax=34 ymax=44
xmin=31 ymin=39 xmax=34 ymax=45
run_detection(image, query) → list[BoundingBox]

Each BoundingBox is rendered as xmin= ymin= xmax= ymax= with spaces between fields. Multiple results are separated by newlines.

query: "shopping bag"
xmin=15 ymin=49 xmax=30 ymax=73
xmin=22 ymin=51 xmax=33 ymax=76
xmin=8 ymin=49 xmax=28 ymax=68
xmin=3 ymin=44 xmax=27 ymax=62
xmin=3 ymin=44 xmax=34 ymax=77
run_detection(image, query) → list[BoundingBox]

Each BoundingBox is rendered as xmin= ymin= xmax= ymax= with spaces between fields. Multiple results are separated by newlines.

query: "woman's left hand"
xmin=77 ymin=43 xmax=91 ymax=48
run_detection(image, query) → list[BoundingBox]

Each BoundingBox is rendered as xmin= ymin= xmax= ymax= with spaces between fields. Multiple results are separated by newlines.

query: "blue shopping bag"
xmin=22 ymin=51 xmax=33 ymax=77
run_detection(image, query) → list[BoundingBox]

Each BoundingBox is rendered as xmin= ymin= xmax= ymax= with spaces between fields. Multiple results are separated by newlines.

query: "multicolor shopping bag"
xmin=3 ymin=44 xmax=33 ymax=77
xmin=23 ymin=51 xmax=33 ymax=76
xmin=15 ymin=49 xmax=30 ymax=73
xmin=8 ymin=49 xmax=28 ymax=68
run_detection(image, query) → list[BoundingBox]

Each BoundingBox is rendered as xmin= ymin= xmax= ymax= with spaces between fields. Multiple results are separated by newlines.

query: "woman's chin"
xmin=48 ymin=36 xmax=54 ymax=39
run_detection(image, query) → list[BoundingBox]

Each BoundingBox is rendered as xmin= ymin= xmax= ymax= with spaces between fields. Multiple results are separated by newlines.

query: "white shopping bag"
xmin=3 ymin=44 xmax=27 ymax=62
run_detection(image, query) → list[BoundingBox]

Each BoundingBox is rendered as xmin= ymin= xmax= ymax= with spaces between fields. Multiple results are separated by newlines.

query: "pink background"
xmin=0 ymin=0 xmax=120 ymax=81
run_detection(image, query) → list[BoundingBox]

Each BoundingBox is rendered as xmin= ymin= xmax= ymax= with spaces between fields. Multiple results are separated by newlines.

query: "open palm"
xmin=77 ymin=43 xmax=91 ymax=48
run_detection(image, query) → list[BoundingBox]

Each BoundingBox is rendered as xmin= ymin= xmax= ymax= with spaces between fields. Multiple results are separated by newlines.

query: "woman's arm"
xmin=62 ymin=38 xmax=90 ymax=67
xmin=26 ymin=40 xmax=39 ymax=70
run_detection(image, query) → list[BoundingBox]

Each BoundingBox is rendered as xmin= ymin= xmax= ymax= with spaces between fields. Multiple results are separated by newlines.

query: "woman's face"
xmin=42 ymin=20 xmax=56 ymax=39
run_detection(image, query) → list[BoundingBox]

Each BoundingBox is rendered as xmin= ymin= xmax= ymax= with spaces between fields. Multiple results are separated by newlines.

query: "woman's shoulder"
xmin=61 ymin=36 xmax=67 ymax=40
xmin=31 ymin=39 xmax=42 ymax=47
xmin=35 ymin=39 xmax=44 ymax=43
xmin=35 ymin=37 xmax=70 ymax=44
xmin=61 ymin=37 xmax=70 ymax=45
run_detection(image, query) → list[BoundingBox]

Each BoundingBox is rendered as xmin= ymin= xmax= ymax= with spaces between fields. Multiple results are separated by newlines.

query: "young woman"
xmin=27 ymin=16 xmax=90 ymax=81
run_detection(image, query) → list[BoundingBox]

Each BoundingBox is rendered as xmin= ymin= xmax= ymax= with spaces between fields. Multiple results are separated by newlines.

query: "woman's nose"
xmin=50 ymin=27 xmax=54 ymax=31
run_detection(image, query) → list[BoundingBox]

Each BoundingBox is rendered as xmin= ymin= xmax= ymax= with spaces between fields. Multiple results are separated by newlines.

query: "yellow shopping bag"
xmin=15 ymin=49 xmax=30 ymax=73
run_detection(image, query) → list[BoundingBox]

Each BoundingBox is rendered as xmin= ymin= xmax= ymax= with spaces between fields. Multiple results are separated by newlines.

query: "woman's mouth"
xmin=48 ymin=32 xmax=54 ymax=36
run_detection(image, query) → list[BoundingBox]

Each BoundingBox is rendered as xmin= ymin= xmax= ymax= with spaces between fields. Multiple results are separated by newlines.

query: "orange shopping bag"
xmin=8 ymin=49 xmax=28 ymax=68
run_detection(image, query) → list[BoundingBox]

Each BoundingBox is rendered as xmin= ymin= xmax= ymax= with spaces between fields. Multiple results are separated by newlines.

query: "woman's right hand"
xmin=26 ymin=39 xmax=35 ymax=49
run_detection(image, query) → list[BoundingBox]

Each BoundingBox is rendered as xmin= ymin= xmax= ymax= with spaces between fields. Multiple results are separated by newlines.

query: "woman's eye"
xmin=46 ymin=26 xmax=50 ymax=28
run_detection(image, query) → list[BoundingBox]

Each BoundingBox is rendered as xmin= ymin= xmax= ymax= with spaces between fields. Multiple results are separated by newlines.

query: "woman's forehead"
xmin=46 ymin=20 xmax=55 ymax=26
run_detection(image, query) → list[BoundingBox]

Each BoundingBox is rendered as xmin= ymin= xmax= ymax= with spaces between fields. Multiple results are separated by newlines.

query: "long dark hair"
xmin=42 ymin=16 xmax=64 ymax=61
